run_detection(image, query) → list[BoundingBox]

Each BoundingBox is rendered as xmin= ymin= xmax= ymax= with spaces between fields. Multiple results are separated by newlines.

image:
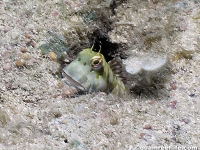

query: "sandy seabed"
xmin=0 ymin=0 xmax=200 ymax=149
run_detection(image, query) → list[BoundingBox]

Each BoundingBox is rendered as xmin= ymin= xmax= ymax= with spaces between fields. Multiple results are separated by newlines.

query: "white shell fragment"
xmin=123 ymin=54 xmax=168 ymax=75
xmin=141 ymin=55 xmax=167 ymax=72
xmin=123 ymin=57 xmax=142 ymax=75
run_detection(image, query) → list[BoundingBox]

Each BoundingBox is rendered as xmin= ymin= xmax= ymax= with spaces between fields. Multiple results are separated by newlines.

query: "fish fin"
xmin=108 ymin=58 xmax=127 ymax=84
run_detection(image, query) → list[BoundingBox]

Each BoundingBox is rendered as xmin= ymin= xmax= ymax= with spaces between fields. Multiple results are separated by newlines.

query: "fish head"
xmin=62 ymin=48 xmax=106 ymax=92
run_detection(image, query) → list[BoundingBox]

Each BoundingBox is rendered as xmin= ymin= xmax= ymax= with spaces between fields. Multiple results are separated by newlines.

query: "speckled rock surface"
xmin=0 ymin=0 xmax=199 ymax=149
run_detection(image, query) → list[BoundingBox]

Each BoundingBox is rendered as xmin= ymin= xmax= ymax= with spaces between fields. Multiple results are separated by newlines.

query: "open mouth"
xmin=62 ymin=72 xmax=86 ymax=91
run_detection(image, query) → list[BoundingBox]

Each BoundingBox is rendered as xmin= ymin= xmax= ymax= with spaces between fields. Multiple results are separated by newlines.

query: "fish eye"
xmin=83 ymin=62 xmax=86 ymax=66
xmin=78 ymin=58 xmax=81 ymax=61
xmin=91 ymin=56 xmax=103 ymax=71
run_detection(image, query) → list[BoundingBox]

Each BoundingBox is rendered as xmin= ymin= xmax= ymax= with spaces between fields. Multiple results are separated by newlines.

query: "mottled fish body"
xmin=62 ymin=48 xmax=126 ymax=96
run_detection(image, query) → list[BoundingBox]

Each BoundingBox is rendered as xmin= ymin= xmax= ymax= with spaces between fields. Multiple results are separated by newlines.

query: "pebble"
xmin=170 ymin=82 xmax=177 ymax=90
xmin=166 ymin=100 xmax=177 ymax=109
xmin=49 ymin=52 xmax=57 ymax=61
xmin=61 ymin=88 xmax=77 ymax=98
xmin=16 ymin=58 xmax=26 ymax=67
xmin=52 ymin=11 xmax=59 ymax=17
xmin=148 ymin=101 xmax=156 ymax=105
xmin=26 ymin=40 xmax=35 ymax=47
xmin=3 ymin=63 xmax=12 ymax=71
xmin=61 ymin=90 xmax=70 ymax=98
xmin=181 ymin=118 xmax=190 ymax=124
xmin=23 ymin=53 xmax=30 ymax=59
xmin=144 ymin=124 xmax=152 ymax=130
xmin=179 ymin=24 xmax=187 ymax=31
xmin=31 ymin=58 xmax=39 ymax=64
xmin=139 ymin=133 xmax=146 ymax=139
xmin=29 ymin=40 xmax=35 ymax=47
xmin=102 ymin=129 xmax=112 ymax=137
xmin=57 ymin=81 xmax=64 ymax=89
xmin=20 ymin=47 xmax=27 ymax=53
xmin=25 ymin=33 xmax=31 ymax=39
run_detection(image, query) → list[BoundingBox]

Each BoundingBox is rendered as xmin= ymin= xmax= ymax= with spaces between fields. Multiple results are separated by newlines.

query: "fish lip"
xmin=62 ymin=71 xmax=86 ymax=91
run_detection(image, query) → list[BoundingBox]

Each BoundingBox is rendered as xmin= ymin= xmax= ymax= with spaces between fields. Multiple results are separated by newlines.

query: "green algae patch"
xmin=40 ymin=31 xmax=68 ymax=60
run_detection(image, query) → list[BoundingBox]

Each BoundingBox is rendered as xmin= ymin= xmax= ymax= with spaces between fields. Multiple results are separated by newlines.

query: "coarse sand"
xmin=0 ymin=0 xmax=199 ymax=149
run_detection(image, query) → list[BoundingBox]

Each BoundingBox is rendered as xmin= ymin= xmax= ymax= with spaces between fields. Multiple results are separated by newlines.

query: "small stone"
xmin=3 ymin=63 xmax=12 ymax=71
xmin=57 ymin=81 xmax=64 ymax=89
xmin=16 ymin=58 xmax=26 ymax=67
xmin=52 ymin=11 xmax=59 ymax=16
xmin=23 ymin=53 xmax=30 ymax=59
xmin=25 ymin=33 xmax=31 ymax=39
xmin=166 ymin=100 xmax=177 ymax=109
xmin=49 ymin=52 xmax=57 ymax=61
xmin=20 ymin=47 xmax=27 ymax=53
xmin=61 ymin=88 xmax=77 ymax=98
xmin=61 ymin=90 xmax=70 ymax=98
xmin=171 ymin=137 xmax=176 ymax=142
xmin=179 ymin=24 xmax=187 ymax=31
xmin=148 ymin=101 xmax=155 ymax=105
xmin=170 ymin=82 xmax=177 ymax=90
xmin=139 ymin=133 xmax=146 ymax=139
xmin=3 ymin=28 xmax=9 ymax=33
xmin=29 ymin=41 xmax=35 ymax=47
xmin=31 ymin=58 xmax=38 ymax=63
xmin=52 ymin=94 xmax=58 ymax=98
xmin=189 ymin=93 xmax=195 ymax=97
xmin=26 ymin=40 xmax=35 ymax=47
xmin=144 ymin=124 xmax=152 ymax=130
xmin=181 ymin=118 xmax=190 ymax=124
xmin=51 ymin=110 xmax=62 ymax=118
xmin=102 ymin=129 xmax=112 ymax=137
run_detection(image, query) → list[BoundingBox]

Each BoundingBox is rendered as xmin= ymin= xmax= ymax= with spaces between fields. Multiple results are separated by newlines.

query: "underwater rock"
xmin=81 ymin=10 xmax=97 ymax=24
xmin=40 ymin=31 xmax=68 ymax=60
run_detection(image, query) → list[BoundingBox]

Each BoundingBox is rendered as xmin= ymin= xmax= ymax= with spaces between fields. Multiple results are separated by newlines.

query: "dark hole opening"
xmin=64 ymin=139 xmax=68 ymax=143
xmin=89 ymin=30 xmax=122 ymax=62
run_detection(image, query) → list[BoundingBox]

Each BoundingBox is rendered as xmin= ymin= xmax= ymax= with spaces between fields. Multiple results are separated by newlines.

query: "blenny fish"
xmin=62 ymin=48 xmax=127 ymax=96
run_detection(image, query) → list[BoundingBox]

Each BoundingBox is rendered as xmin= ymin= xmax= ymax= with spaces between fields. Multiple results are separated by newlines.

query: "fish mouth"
xmin=62 ymin=72 xmax=86 ymax=91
